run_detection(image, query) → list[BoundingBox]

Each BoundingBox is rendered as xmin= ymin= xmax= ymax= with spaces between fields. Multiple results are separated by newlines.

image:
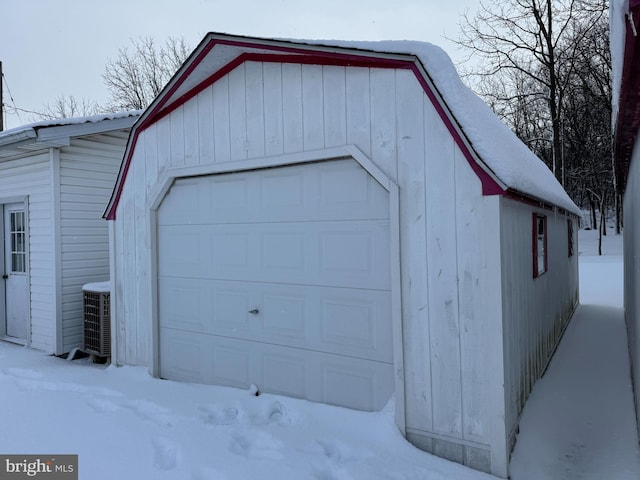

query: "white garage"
xmin=105 ymin=33 xmax=580 ymax=477
xmin=156 ymin=159 xmax=394 ymax=410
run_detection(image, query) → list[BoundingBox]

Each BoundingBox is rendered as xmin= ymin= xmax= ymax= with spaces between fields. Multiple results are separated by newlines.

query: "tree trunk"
xmin=598 ymin=203 xmax=604 ymax=255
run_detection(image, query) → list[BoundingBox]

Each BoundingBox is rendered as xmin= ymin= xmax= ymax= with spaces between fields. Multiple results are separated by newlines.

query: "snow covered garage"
xmin=0 ymin=112 xmax=139 ymax=355
xmin=104 ymin=34 xmax=580 ymax=477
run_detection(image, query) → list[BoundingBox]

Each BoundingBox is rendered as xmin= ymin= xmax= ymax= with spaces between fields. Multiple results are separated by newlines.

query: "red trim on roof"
xmin=105 ymin=37 xmax=506 ymax=220
xmin=615 ymin=4 xmax=640 ymax=192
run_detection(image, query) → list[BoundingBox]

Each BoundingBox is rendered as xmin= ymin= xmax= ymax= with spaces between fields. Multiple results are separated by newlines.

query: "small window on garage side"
xmin=533 ymin=213 xmax=547 ymax=277
xmin=567 ymin=218 xmax=574 ymax=257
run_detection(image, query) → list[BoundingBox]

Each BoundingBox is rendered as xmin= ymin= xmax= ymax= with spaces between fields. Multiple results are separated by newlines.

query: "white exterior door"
xmin=157 ymin=159 xmax=394 ymax=411
xmin=4 ymin=203 xmax=28 ymax=340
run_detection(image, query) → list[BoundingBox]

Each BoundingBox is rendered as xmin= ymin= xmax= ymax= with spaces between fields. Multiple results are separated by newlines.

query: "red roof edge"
xmin=105 ymin=37 xmax=506 ymax=220
xmin=614 ymin=3 xmax=640 ymax=192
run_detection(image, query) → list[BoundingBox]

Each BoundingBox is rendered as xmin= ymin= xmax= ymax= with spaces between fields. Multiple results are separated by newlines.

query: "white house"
xmin=0 ymin=111 xmax=139 ymax=355
xmin=612 ymin=0 xmax=640 ymax=441
xmin=104 ymin=34 xmax=580 ymax=478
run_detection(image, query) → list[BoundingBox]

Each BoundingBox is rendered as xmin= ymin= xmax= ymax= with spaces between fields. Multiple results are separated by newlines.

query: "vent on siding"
xmin=83 ymin=283 xmax=111 ymax=358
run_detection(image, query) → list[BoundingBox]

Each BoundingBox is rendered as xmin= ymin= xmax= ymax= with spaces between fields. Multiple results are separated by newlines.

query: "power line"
xmin=1 ymin=69 xmax=24 ymax=125
xmin=4 ymin=105 xmax=50 ymax=118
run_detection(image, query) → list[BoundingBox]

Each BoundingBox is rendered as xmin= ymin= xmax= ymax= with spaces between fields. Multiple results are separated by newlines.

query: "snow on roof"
xmin=0 ymin=110 xmax=143 ymax=140
xmin=293 ymin=39 xmax=580 ymax=215
xmin=82 ymin=281 xmax=110 ymax=293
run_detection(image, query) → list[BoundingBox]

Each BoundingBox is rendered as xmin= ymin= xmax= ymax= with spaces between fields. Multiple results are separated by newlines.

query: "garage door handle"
xmin=248 ymin=309 xmax=260 ymax=315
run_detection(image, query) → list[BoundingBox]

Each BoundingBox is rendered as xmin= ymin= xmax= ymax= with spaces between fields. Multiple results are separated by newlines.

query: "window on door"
xmin=10 ymin=210 xmax=26 ymax=273
xmin=533 ymin=213 xmax=547 ymax=278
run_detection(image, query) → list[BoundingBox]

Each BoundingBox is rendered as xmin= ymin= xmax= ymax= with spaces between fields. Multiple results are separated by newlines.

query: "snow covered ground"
xmin=510 ymin=228 xmax=640 ymax=479
xmin=0 ymin=228 xmax=638 ymax=479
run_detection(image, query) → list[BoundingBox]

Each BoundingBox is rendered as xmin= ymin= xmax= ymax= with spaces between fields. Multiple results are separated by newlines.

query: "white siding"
xmin=112 ymin=61 xmax=541 ymax=477
xmin=58 ymin=131 xmax=128 ymax=353
xmin=624 ymin=140 xmax=640 ymax=429
xmin=500 ymin=199 xmax=579 ymax=451
xmin=0 ymin=152 xmax=54 ymax=352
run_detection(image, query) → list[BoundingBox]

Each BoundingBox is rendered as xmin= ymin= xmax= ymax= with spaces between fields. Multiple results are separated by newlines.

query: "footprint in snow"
xmin=199 ymin=405 xmax=239 ymax=426
xmin=125 ymin=399 xmax=175 ymax=427
xmin=317 ymin=439 xmax=373 ymax=463
xmin=151 ymin=436 xmax=182 ymax=470
xmin=86 ymin=396 xmax=120 ymax=413
xmin=228 ymin=430 xmax=284 ymax=460
xmin=248 ymin=400 xmax=291 ymax=426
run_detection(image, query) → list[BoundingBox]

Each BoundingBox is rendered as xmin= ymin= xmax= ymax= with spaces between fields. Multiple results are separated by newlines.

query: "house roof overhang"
xmin=614 ymin=0 xmax=640 ymax=193
xmin=0 ymin=113 xmax=140 ymax=159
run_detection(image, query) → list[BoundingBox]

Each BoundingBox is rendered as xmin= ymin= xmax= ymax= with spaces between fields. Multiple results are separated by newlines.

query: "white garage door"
xmin=157 ymin=159 xmax=393 ymax=411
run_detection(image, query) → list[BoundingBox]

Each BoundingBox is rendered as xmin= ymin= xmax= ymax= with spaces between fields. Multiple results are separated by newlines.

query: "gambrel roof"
xmin=104 ymin=33 xmax=580 ymax=219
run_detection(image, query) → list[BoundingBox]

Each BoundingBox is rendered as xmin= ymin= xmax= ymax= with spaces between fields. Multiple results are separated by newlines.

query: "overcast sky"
xmin=0 ymin=0 xmax=476 ymax=130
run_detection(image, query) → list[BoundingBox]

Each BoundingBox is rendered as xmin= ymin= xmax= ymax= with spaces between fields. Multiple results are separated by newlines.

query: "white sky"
xmin=0 ymin=0 xmax=476 ymax=130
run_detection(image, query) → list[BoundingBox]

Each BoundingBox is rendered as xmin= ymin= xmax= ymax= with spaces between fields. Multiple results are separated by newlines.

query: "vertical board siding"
xmin=282 ymin=64 xmax=304 ymax=153
xmin=263 ymin=63 xmax=284 ymax=157
xmin=395 ymin=71 xmax=432 ymax=441
xmin=323 ymin=66 xmax=347 ymax=148
xmin=369 ymin=68 xmax=397 ymax=181
xmin=59 ymin=132 xmax=128 ymax=353
xmin=500 ymin=199 xmax=579 ymax=447
xmin=114 ymin=61 xmax=532 ymax=476
xmin=624 ymin=142 xmax=640 ymax=434
xmin=0 ymin=153 xmax=53 ymax=352
xmin=346 ymin=68 xmax=372 ymax=157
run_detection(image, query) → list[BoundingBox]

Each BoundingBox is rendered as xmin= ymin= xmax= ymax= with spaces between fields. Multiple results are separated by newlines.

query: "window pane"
xmin=17 ymin=233 xmax=24 ymax=253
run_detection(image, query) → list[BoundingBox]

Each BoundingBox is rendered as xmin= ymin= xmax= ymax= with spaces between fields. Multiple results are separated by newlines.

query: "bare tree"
xmin=103 ymin=36 xmax=190 ymax=110
xmin=35 ymin=94 xmax=104 ymax=121
xmin=456 ymin=0 xmax=608 ymax=185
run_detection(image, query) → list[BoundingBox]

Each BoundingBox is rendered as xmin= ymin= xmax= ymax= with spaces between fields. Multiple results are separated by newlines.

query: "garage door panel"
xmin=160 ymin=276 xmax=391 ymax=362
xmin=156 ymin=178 xmax=204 ymax=225
xmin=211 ymin=343 xmax=252 ymax=388
xmin=260 ymin=170 xmax=305 ymax=209
xmin=160 ymin=221 xmax=389 ymax=290
xmin=262 ymin=351 xmax=308 ymax=398
xmin=262 ymin=292 xmax=307 ymax=336
xmin=321 ymin=362 xmax=384 ymax=411
xmin=160 ymin=330 xmax=393 ymax=410
xmin=160 ymin=330 xmax=211 ymax=384
xmin=212 ymin=231 xmax=251 ymax=269
xmin=159 ymin=277 xmax=252 ymax=334
xmin=158 ymin=158 xmax=393 ymax=411
xmin=157 ymin=159 xmax=389 ymax=226
xmin=318 ymin=160 xmax=387 ymax=213
xmin=212 ymin=288 xmax=252 ymax=329
xmin=158 ymin=277 xmax=210 ymax=332
xmin=157 ymin=228 xmax=209 ymax=277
